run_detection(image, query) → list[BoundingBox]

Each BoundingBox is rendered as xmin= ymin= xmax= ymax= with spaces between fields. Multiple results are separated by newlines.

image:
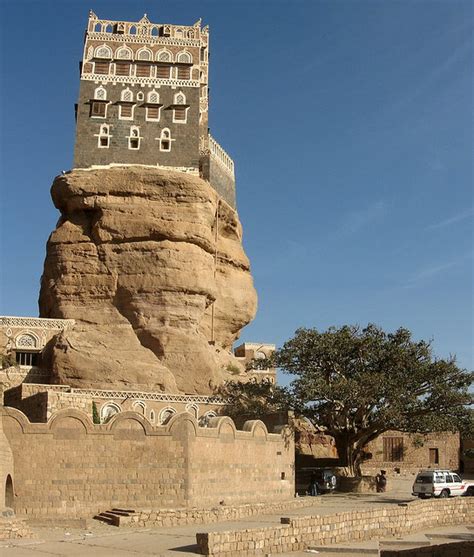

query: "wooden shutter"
xmin=383 ymin=437 xmax=404 ymax=461
xmin=95 ymin=61 xmax=109 ymax=74
xmin=92 ymin=102 xmax=106 ymax=117
xmin=147 ymin=106 xmax=159 ymax=120
xmin=136 ymin=64 xmax=150 ymax=77
xmin=177 ymin=66 xmax=190 ymax=80
xmin=120 ymin=105 xmax=133 ymax=118
xmin=115 ymin=62 xmax=130 ymax=76
xmin=157 ymin=65 xmax=170 ymax=78
xmin=174 ymin=106 xmax=186 ymax=121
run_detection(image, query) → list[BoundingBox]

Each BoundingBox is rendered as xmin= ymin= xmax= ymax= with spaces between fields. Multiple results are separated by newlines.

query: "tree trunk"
xmin=332 ymin=433 xmax=361 ymax=476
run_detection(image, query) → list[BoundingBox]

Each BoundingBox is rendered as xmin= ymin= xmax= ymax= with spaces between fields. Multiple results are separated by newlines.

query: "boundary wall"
xmin=1 ymin=407 xmax=294 ymax=518
xmin=196 ymin=498 xmax=474 ymax=556
xmin=381 ymin=541 xmax=474 ymax=557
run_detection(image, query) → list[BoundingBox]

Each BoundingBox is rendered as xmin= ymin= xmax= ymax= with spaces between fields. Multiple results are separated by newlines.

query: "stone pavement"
xmin=0 ymin=480 xmax=471 ymax=557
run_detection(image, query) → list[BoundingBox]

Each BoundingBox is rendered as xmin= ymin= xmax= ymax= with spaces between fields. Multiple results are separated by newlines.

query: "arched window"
xmin=173 ymin=93 xmax=188 ymax=123
xmin=156 ymin=49 xmax=172 ymax=63
xmin=116 ymin=45 xmax=132 ymax=60
xmin=119 ymin=89 xmax=134 ymax=120
xmin=187 ymin=30 xmax=195 ymax=39
xmin=176 ymin=51 xmax=192 ymax=64
xmin=148 ymin=91 xmax=159 ymax=104
xmin=132 ymin=401 xmax=146 ymax=414
xmin=128 ymin=126 xmax=141 ymax=149
xmin=146 ymin=91 xmax=160 ymax=121
xmin=151 ymin=27 xmax=159 ymax=37
xmin=97 ymin=124 xmax=111 ymax=148
xmin=174 ymin=92 xmax=186 ymax=105
xmin=15 ymin=333 xmax=38 ymax=349
xmin=175 ymin=28 xmax=183 ymax=38
xmin=198 ymin=411 xmax=217 ymax=428
xmin=185 ymin=403 xmax=199 ymax=419
xmin=121 ymin=88 xmax=133 ymax=102
xmin=159 ymin=128 xmax=172 ymax=152
xmin=137 ymin=91 xmax=144 ymax=101
xmin=101 ymin=403 xmax=121 ymax=423
xmin=137 ymin=47 xmax=152 ymax=61
xmin=5 ymin=475 xmax=14 ymax=509
xmin=94 ymin=23 xmax=101 ymax=32
xmin=159 ymin=407 xmax=176 ymax=425
xmin=104 ymin=24 xmax=113 ymax=34
xmin=129 ymin=25 xmax=137 ymax=35
xmin=94 ymin=86 xmax=107 ymax=100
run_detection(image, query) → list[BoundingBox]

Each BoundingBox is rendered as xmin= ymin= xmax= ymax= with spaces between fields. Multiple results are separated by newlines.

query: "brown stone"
xmin=39 ymin=167 xmax=257 ymax=393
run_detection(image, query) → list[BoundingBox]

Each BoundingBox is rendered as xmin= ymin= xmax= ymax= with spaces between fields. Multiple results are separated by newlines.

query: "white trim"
xmin=176 ymin=50 xmax=192 ymax=64
xmin=136 ymin=46 xmax=153 ymax=60
xmin=94 ymin=44 xmax=113 ymax=59
xmin=128 ymin=126 xmax=141 ymax=149
xmin=146 ymin=105 xmax=161 ymax=122
xmin=132 ymin=400 xmax=146 ymax=414
xmin=137 ymin=91 xmax=144 ymax=101
xmin=120 ymin=87 xmax=134 ymax=102
xmin=95 ymin=124 xmax=112 ymax=149
xmin=94 ymin=86 xmax=107 ymax=100
xmin=156 ymin=48 xmax=173 ymax=62
xmin=159 ymin=406 xmax=176 ymax=425
xmin=119 ymin=103 xmax=135 ymax=120
xmin=100 ymin=402 xmax=121 ymax=422
xmin=14 ymin=331 xmax=40 ymax=349
xmin=173 ymin=106 xmax=188 ymax=124
xmin=158 ymin=128 xmax=174 ymax=152
xmin=185 ymin=402 xmax=199 ymax=418
xmin=115 ymin=44 xmax=133 ymax=60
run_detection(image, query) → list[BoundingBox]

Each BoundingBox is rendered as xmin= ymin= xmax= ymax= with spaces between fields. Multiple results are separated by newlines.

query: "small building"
xmin=361 ymin=430 xmax=460 ymax=475
xmin=234 ymin=342 xmax=277 ymax=384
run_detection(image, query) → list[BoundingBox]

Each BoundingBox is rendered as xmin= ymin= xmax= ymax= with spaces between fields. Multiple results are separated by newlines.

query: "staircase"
xmin=93 ymin=508 xmax=136 ymax=527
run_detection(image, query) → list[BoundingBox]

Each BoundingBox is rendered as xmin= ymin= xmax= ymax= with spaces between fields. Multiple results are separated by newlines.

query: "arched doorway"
xmin=5 ymin=474 xmax=14 ymax=508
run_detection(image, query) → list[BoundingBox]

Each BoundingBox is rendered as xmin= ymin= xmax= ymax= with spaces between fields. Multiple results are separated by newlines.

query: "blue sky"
xmin=0 ymin=0 xmax=472 ymax=379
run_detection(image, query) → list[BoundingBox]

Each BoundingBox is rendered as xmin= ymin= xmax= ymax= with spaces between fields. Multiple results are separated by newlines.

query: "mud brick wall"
xmin=1 ymin=408 xmax=293 ymax=518
xmin=196 ymin=498 xmax=474 ymax=556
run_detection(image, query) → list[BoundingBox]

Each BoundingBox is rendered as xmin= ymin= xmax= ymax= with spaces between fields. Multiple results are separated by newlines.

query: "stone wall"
xmin=1 ymin=407 xmax=294 ymax=518
xmin=196 ymin=498 xmax=473 ymax=556
xmin=361 ymin=430 xmax=460 ymax=475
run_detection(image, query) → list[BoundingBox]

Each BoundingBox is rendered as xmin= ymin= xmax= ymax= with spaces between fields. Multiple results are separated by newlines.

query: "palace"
xmin=74 ymin=11 xmax=236 ymax=207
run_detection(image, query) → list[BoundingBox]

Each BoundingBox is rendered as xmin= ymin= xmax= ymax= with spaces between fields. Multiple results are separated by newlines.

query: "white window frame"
xmin=158 ymin=128 xmax=174 ymax=152
xmin=95 ymin=124 xmax=111 ymax=148
xmin=159 ymin=407 xmax=176 ymax=425
xmin=128 ymin=126 xmax=141 ymax=150
xmin=94 ymin=86 xmax=107 ymax=100
xmin=94 ymin=44 xmax=112 ymax=59
xmin=173 ymin=105 xmax=188 ymax=124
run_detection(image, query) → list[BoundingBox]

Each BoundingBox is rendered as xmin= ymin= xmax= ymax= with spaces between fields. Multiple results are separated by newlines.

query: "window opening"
xmin=129 ymin=127 xmax=141 ymax=149
xmin=136 ymin=64 xmax=151 ymax=78
xmin=177 ymin=66 xmax=190 ymax=80
xmin=15 ymin=351 xmax=39 ymax=366
xmin=159 ymin=128 xmax=171 ymax=151
xmin=115 ymin=62 xmax=130 ymax=76
xmin=383 ymin=437 xmax=404 ymax=462
xmin=429 ymin=448 xmax=439 ymax=465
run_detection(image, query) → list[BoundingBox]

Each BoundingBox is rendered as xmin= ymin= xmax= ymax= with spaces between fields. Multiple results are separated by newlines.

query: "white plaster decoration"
xmin=156 ymin=48 xmax=173 ymax=62
xmin=15 ymin=333 xmax=39 ymax=348
xmin=132 ymin=400 xmax=146 ymax=414
xmin=159 ymin=407 xmax=176 ymax=425
xmin=208 ymin=134 xmax=235 ymax=175
xmin=100 ymin=402 xmax=121 ymax=422
xmin=174 ymin=92 xmax=186 ymax=104
xmin=137 ymin=46 xmax=152 ymax=60
xmin=137 ymin=91 xmax=144 ymax=101
xmin=94 ymin=86 xmax=107 ymax=100
xmin=158 ymin=128 xmax=173 ymax=151
xmin=147 ymin=90 xmax=159 ymax=103
xmin=82 ymin=73 xmax=199 ymax=88
xmin=198 ymin=410 xmax=217 ymax=427
xmin=176 ymin=51 xmax=192 ymax=64
xmin=185 ymin=403 xmax=199 ymax=418
xmin=95 ymin=44 xmax=113 ymax=59
xmin=121 ymin=88 xmax=133 ymax=101
xmin=0 ymin=316 xmax=74 ymax=330
xmin=116 ymin=45 xmax=133 ymax=60
xmin=128 ymin=126 xmax=141 ymax=149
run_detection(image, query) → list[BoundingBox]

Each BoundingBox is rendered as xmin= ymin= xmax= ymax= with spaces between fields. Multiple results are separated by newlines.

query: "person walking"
xmin=376 ymin=470 xmax=387 ymax=492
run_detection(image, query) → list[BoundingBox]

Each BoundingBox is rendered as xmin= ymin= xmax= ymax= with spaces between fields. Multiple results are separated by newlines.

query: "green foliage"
xmin=245 ymin=355 xmax=275 ymax=371
xmin=216 ymin=380 xmax=290 ymax=423
xmin=225 ymin=363 xmax=241 ymax=375
xmin=92 ymin=401 xmax=100 ymax=424
xmin=275 ymin=324 xmax=473 ymax=475
xmin=412 ymin=435 xmax=425 ymax=449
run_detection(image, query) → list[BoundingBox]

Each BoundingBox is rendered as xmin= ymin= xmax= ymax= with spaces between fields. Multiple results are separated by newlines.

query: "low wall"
xmin=124 ymin=499 xmax=314 ymax=527
xmin=196 ymin=498 xmax=473 ymax=556
xmin=1 ymin=407 xmax=294 ymax=518
xmin=381 ymin=541 xmax=474 ymax=557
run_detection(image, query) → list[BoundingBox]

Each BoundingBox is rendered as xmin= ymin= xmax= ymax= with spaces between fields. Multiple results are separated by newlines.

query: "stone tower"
xmin=73 ymin=11 xmax=236 ymax=207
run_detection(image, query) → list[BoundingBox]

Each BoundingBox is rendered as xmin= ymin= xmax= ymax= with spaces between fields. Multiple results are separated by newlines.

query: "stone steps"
xmin=93 ymin=508 xmax=137 ymax=527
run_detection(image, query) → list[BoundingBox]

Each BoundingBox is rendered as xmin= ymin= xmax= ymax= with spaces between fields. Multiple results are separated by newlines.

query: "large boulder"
xmin=39 ymin=167 xmax=257 ymax=394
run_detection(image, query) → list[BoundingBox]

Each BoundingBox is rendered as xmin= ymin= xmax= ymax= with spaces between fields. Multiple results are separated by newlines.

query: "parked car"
xmin=412 ymin=469 xmax=473 ymax=498
xmin=300 ymin=467 xmax=338 ymax=494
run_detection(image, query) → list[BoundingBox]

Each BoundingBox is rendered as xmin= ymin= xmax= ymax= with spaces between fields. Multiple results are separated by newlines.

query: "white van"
xmin=412 ymin=470 xmax=468 ymax=498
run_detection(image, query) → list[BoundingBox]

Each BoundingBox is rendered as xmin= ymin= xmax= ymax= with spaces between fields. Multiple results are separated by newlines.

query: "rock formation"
xmin=39 ymin=167 xmax=257 ymax=394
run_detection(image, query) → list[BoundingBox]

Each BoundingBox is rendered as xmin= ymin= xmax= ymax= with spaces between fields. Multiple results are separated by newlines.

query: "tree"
xmin=216 ymin=379 xmax=289 ymax=424
xmin=275 ymin=324 xmax=473 ymax=476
